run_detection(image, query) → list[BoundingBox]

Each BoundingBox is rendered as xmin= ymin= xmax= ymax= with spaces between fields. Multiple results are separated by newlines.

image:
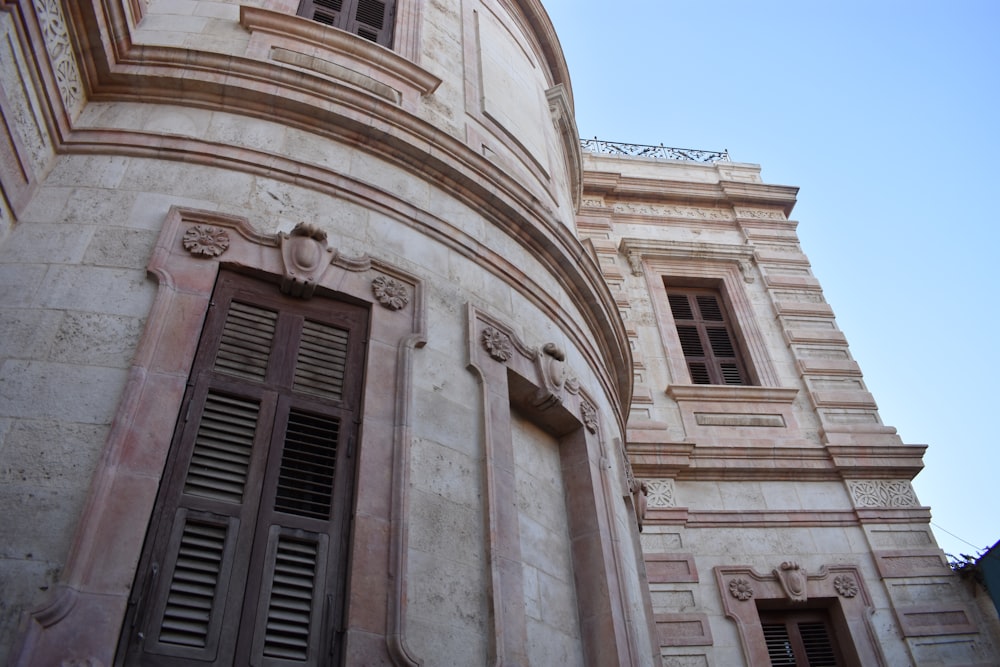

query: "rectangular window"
xmin=297 ymin=0 xmax=396 ymax=47
xmin=666 ymin=286 xmax=750 ymax=385
xmin=118 ymin=271 xmax=368 ymax=666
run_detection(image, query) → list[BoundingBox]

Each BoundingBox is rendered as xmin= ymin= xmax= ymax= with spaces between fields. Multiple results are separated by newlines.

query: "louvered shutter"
xmin=119 ymin=272 xmax=367 ymax=666
xmin=666 ymin=287 xmax=750 ymax=385
xmin=297 ymin=0 xmax=396 ymax=47
xmin=760 ymin=611 xmax=842 ymax=667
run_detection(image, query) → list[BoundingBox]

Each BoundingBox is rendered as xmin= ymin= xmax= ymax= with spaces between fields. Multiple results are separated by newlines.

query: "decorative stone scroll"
xmin=580 ymin=401 xmax=598 ymax=433
xmin=182 ymin=225 xmax=230 ymax=257
xmin=847 ymin=480 xmax=918 ymax=508
xmin=372 ymin=275 xmax=409 ymax=310
xmin=481 ymin=326 xmax=513 ymax=362
xmin=774 ymin=561 xmax=807 ymax=602
xmin=279 ymin=222 xmax=332 ymax=298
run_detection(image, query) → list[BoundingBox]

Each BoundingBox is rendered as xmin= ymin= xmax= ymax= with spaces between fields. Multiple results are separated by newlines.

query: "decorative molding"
xmin=580 ymin=401 xmax=597 ymax=433
xmin=239 ymin=7 xmax=440 ymax=94
xmin=773 ymin=561 xmax=807 ymax=602
xmin=654 ymin=613 xmax=713 ymax=647
xmin=278 ymin=222 xmax=332 ymax=298
xmin=581 ymin=196 xmax=604 ymax=208
xmin=645 ymin=553 xmax=699 ymax=584
xmin=728 ymin=577 xmax=754 ymax=601
xmin=734 ymin=207 xmax=786 ymax=221
xmin=847 ymin=480 xmax=918 ymax=508
xmin=372 ymin=275 xmax=410 ymax=310
xmin=644 ymin=479 xmax=676 ymax=508
xmin=667 ymin=385 xmax=799 ymax=404
xmin=612 ymin=201 xmax=735 ymax=222
xmin=32 ymin=0 xmax=83 ymax=113
xmin=834 ymin=574 xmax=858 ymax=598
xmin=481 ymin=325 xmax=513 ymax=362
xmin=182 ymin=225 xmax=230 ymax=257
xmin=694 ymin=412 xmax=785 ymax=428
xmin=546 ymin=84 xmax=582 ymax=211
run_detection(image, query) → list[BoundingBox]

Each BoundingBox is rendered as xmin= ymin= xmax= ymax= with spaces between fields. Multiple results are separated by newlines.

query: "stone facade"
xmin=0 ymin=1 xmax=995 ymax=666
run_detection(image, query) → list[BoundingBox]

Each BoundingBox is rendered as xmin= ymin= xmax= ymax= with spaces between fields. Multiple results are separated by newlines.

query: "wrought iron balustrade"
xmin=580 ymin=138 xmax=730 ymax=163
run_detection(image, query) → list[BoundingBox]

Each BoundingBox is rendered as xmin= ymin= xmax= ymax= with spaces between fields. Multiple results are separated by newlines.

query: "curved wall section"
xmin=0 ymin=0 xmax=646 ymax=664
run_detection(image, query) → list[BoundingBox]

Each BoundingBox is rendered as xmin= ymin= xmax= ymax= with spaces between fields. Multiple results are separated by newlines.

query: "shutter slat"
xmin=183 ymin=393 xmax=260 ymax=504
xmin=762 ymin=622 xmax=797 ymax=666
xmin=799 ymin=621 xmax=837 ymax=666
xmin=157 ymin=519 xmax=229 ymax=649
xmin=274 ymin=411 xmax=340 ymax=519
xmin=695 ymin=294 xmax=725 ymax=321
xmin=214 ymin=302 xmax=277 ymax=381
xmin=293 ymin=320 xmax=348 ymax=401
xmin=261 ymin=537 xmax=320 ymax=660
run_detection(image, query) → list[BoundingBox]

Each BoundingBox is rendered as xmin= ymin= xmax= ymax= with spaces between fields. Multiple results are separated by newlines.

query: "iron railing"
xmin=580 ymin=138 xmax=730 ymax=163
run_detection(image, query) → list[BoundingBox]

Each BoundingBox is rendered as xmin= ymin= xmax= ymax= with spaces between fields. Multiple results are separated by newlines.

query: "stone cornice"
xmin=666 ymin=385 xmax=799 ymax=404
xmin=628 ymin=441 xmax=927 ymax=481
xmin=581 ymin=171 xmax=798 ymax=216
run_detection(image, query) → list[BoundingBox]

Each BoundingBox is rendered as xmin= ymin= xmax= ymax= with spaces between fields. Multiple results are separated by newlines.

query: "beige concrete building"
xmin=0 ymin=0 xmax=996 ymax=665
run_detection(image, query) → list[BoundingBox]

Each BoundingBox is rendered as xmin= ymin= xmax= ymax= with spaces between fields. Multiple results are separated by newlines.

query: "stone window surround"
xmin=468 ymin=308 xmax=654 ymax=666
xmin=620 ymin=238 xmax=779 ymax=389
xmin=11 ymin=206 xmax=426 ymax=666
xmin=714 ymin=563 xmax=888 ymax=667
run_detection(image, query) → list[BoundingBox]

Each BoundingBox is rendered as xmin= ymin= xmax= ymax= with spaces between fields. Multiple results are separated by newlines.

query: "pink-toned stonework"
xmin=0 ymin=0 xmax=997 ymax=665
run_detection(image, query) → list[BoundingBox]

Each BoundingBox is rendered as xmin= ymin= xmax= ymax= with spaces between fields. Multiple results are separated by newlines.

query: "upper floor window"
xmin=297 ymin=0 xmax=396 ymax=47
xmin=666 ymin=286 xmax=750 ymax=385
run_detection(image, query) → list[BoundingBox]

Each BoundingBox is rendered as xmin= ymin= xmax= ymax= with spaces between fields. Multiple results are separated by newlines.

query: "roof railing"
xmin=580 ymin=137 xmax=731 ymax=163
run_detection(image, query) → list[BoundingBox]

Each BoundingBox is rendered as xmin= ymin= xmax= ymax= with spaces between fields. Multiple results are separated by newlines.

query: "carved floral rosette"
xmin=182 ymin=225 xmax=230 ymax=257
xmin=481 ymin=326 xmax=513 ymax=362
xmin=729 ymin=577 xmax=754 ymax=601
xmin=833 ymin=574 xmax=858 ymax=598
xmin=372 ymin=275 xmax=409 ymax=310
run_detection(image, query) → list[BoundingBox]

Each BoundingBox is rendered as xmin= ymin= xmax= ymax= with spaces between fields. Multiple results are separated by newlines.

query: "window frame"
xmin=664 ymin=284 xmax=752 ymax=386
xmin=620 ymin=238 xmax=779 ymax=388
xmin=118 ymin=271 xmax=369 ymax=666
xmin=296 ymin=0 xmax=398 ymax=48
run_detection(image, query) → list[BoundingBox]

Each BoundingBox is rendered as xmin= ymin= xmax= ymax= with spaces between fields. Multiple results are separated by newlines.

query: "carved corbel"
xmin=627 ymin=251 xmax=643 ymax=276
xmin=533 ymin=342 xmax=568 ymax=409
xmin=774 ymin=561 xmax=808 ymax=602
xmin=278 ymin=222 xmax=333 ymax=298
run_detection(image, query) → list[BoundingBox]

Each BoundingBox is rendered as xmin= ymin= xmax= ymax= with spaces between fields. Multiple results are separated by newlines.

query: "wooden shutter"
xmin=297 ymin=0 xmax=396 ymax=47
xmin=666 ymin=287 xmax=750 ymax=385
xmin=760 ymin=610 xmax=842 ymax=667
xmin=118 ymin=272 xmax=367 ymax=666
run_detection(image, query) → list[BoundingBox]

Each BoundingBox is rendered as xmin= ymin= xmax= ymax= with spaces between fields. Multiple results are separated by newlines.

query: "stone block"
xmin=407 ymin=488 xmax=483 ymax=566
xmin=0 ymin=309 xmax=61 ymax=359
xmin=0 ymin=360 xmax=128 ymax=424
xmin=49 ymin=311 xmax=144 ymax=367
xmin=39 ymin=266 xmax=155 ymax=317
xmin=83 ymin=227 xmax=157 ymax=270
xmin=409 ymin=437 xmax=482 ymax=508
xmin=0 ymin=419 xmax=106 ymax=489
xmin=0 ymin=222 xmax=94 ymax=264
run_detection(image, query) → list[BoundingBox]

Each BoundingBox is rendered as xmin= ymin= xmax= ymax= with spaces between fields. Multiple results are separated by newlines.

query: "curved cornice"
xmin=510 ymin=0 xmax=574 ymax=100
xmin=55 ymin=0 xmax=629 ymax=424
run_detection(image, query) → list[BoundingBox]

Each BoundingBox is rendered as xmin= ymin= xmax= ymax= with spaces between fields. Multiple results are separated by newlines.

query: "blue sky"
xmin=543 ymin=0 xmax=999 ymax=559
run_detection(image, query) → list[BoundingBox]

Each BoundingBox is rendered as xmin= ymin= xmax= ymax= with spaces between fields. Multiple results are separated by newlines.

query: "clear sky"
xmin=543 ymin=0 xmax=999 ymax=560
